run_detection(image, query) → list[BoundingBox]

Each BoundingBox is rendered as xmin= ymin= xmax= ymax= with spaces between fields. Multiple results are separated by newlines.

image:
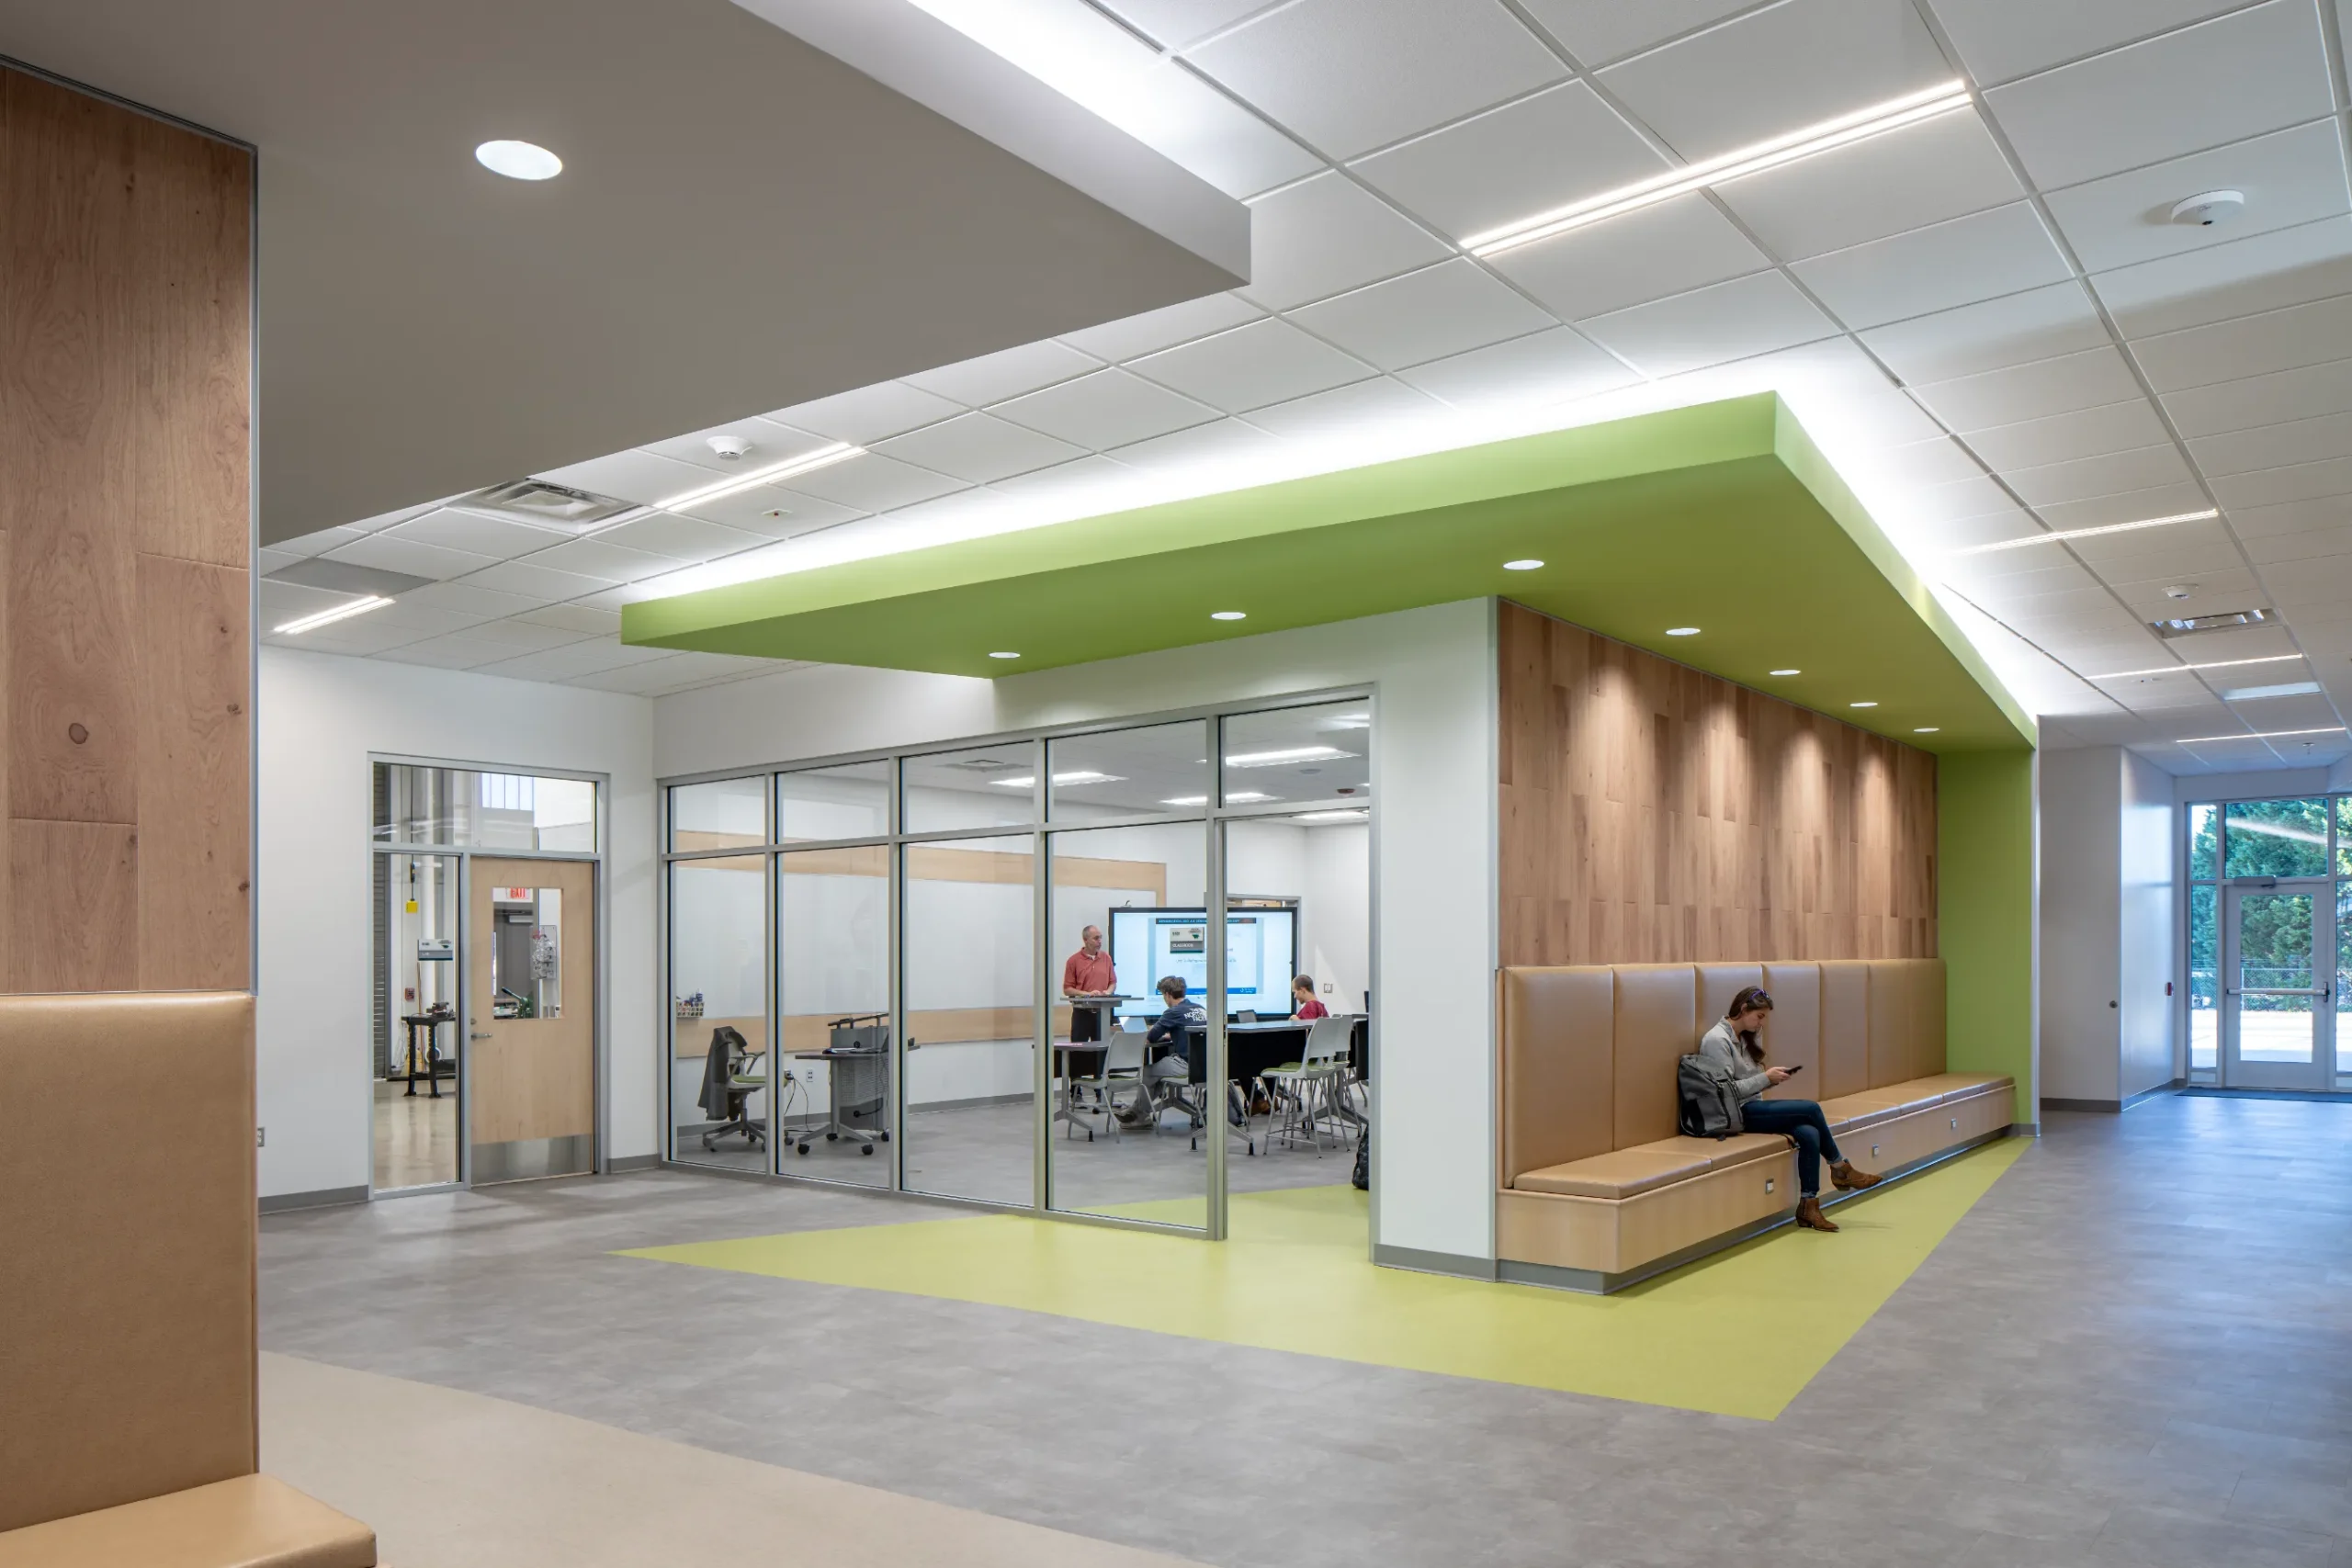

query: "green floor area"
xmin=620 ymin=1139 xmax=2025 ymax=1420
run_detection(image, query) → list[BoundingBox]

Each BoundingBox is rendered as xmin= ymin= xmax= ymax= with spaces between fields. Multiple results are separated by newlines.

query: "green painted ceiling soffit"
xmin=623 ymin=394 xmax=2036 ymax=753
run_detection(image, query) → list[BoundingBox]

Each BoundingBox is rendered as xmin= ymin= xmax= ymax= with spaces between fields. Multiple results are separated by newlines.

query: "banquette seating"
xmin=1497 ymin=959 xmax=2012 ymax=1292
xmin=0 ymin=994 xmax=374 ymax=1568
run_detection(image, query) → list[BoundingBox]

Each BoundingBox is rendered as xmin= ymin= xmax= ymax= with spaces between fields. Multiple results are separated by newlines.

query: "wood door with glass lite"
xmin=469 ymin=857 xmax=595 ymax=1181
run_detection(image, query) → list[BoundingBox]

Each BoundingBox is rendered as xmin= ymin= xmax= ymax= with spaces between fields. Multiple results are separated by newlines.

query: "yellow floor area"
xmin=621 ymin=1138 xmax=2026 ymax=1420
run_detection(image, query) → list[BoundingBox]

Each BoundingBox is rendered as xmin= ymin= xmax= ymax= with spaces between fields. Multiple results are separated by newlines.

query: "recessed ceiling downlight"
xmin=1850 ymin=701 xmax=1878 ymax=708
xmin=1666 ymin=626 xmax=1700 ymax=637
xmin=476 ymin=140 xmax=562 ymax=181
xmin=1770 ymin=669 xmax=1800 ymax=677
xmin=989 ymin=651 xmax=1020 ymax=660
xmin=1503 ymin=559 xmax=1544 ymax=571
xmin=1211 ymin=611 xmax=1247 ymax=621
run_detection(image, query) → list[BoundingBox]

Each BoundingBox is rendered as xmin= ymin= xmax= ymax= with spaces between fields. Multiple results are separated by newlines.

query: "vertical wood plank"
xmin=9 ymin=821 xmax=139 ymax=992
xmin=135 ymin=555 xmax=250 ymax=988
xmin=1496 ymin=601 xmax=1936 ymax=968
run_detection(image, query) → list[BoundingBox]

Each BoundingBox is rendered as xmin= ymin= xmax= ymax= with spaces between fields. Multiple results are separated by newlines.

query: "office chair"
xmin=699 ymin=1025 xmax=767 ymax=1152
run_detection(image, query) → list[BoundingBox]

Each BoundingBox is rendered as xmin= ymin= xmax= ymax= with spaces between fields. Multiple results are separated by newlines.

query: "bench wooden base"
xmin=0 ymin=1475 xmax=374 ymax=1568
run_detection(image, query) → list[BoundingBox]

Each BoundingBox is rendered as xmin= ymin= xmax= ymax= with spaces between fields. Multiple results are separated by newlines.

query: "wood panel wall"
xmin=1 ymin=66 xmax=253 ymax=992
xmin=1498 ymin=601 xmax=1936 ymax=966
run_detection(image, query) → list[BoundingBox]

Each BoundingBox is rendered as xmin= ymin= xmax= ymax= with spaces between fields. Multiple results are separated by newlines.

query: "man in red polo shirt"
xmin=1061 ymin=924 xmax=1116 ymax=1043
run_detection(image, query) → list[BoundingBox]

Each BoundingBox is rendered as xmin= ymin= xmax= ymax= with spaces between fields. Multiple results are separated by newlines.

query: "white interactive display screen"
xmin=1107 ymin=908 xmax=1296 ymax=1020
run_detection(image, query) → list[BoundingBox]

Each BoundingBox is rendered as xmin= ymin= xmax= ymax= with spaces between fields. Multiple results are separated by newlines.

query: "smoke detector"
xmin=707 ymin=434 xmax=754 ymax=460
xmin=2170 ymin=190 xmax=2245 ymax=227
xmin=2164 ymin=585 xmax=2195 ymax=600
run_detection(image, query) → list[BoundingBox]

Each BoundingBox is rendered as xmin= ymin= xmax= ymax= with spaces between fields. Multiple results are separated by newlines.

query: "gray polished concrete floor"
xmin=265 ymin=1094 xmax=2352 ymax=1567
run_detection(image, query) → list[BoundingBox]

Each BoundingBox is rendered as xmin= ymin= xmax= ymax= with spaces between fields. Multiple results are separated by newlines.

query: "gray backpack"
xmin=1677 ymin=1052 xmax=1744 ymax=1139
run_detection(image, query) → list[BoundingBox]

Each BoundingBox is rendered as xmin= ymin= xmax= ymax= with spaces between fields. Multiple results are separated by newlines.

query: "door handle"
xmin=470 ymin=1032 xmax=492 ymax=1040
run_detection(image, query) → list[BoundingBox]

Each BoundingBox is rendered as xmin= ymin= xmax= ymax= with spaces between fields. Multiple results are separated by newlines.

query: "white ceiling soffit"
xmin=0 ymin=0 xmax=1247 ymax=546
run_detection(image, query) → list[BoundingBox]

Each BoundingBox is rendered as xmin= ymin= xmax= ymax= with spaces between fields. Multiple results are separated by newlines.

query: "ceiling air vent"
xmin=451 ymin=479 xmax=640 ymax=531
xmin=2150 ymin=607 xmax=2274 ymax=638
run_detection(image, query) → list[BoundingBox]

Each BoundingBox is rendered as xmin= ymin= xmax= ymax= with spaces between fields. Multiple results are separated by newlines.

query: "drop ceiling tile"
xmin=1905 ymin=472 xmax=2026 ymax=525
xmin=518 ymin=604 xmax=626 ymax=636
xmin=1910 ymin=507 xmax=2038 ymax=548
xmin=1348 ymin=81 xmax=1669 ymax=243
xmin=2165 ymin=356 xmax=2352 ymax=439
xmin=1057 ymin=294 xmax=1265 ymax=364
xmin=257 ymin=578 xmax=349 ymax=624
xmin=392 ymin=581 xmax=546 ymax=621
xmin=379 ymin=508 xmax=569 ymax=562
xmin=1963 ymin=399 xmax=2174 ymax=470
xmin=985 ymin=455 xmax=1147 ymax=509
xmin=903 ymin=341 xmax=1102 ymax=408
xmin=773 ymin=453 xmax=971 ymax=513
xmin=1395 ymin=325 xmax=1644 ymax=411
xmin=1236 ymin=173 xmax=1452 ymax=312
xmin=516 ymin=537 xmax=684 ymax=584
xmin=434 ymin=618 xmax=591 ymax=654
xmin=2041 ymin=118 xmax=2351 ymax=275
xmin=2036 ymin=481 xmax=2216 ymax=532
xmin=469 ymin=638 xmax=651 ymax=684
xmin=1097 ymin=0 xmax=1279 ymax=50
xmin=322 ymin=535 xmax=497 ymax=582
xmin=254 ymin=547 xmax=301 ymax=577
xmin=453 ymin=560 xmax=610 ymax=603
xmin=2210 ymin=454 xmax=2352 ymax=510
xmin=2106 ymin=567 xmax=2264 ymax=608
xmin=1857 ymin=282 xmax=2110 ymax=385
xmin=2230 ymin=495 xmax=2352 ymax=536
xmin=587 ymin=514 xmax=767 ymax=565
xmin=1576 ymin=271 xmax=1838 ymax=378
xmin=344 ymin=502 xmax=438 ymax=534
xmin=1911 ymin=345 xmax=2148 ymax=430
xmin=1105 ymin=416 xmax=1293 ymax=473
xmin=1515 ymin=0 xmax=1752 ymax=66
xmin=2190 ymin=407 xmax=2352 ymax=477
xmin=1849 ymin=436 xmax=1991 ymax=489
xmin=566 ymin=656 xmax=718 ymax=695
xmin=871 ymin=412 xmax=1088 ymax=484
xmin=1487 ymin=194 xmax=1768 ymax=321
xmin=270 ymin=525 xmax=368 ymax=559
xmin=2095 ymin=215 xmax=2352 ymax=342
xmin=989 ymin=369 xmax=1223 ymax=451
xmin=2002 ymin=444 xmax=2197 ymax=508
xmin=1595 ymin=0 xmax=1952 ymax=164
xmin=639 ymin=418 xmax=834 ymax=476
xmin=2134 ymin=291 xmax=2352 ymax=393
xmin=570 ymin=581 xmax=690 ymax=613
xmin=1929 ymin=0 xmax=2249 ymax=85
xmin=1128 ymin=318 xmax=1377 ymax=412
xmin=1186 ymin=0 xmax=1565 ymax=159
xmin=1242 ymin=376 xmax=1455 ymax=441
xmin=1287 ymin=260 xmax=1557 ymax=371
xmin=671 ymin=485 xmax=865 ymax=536
xmin=376 ymin=635 xmax=520 ymax=671
xmin=2067 ymin=525 xmax=2242 ymax=576
xmin=769 ymin=382 xmax=966 ymax=445
xmin=2261 ymin=555 xmax=2352 ymax=604
xmin=1715 ymin=109 xmax=2024 ymax=262
xmin=1984 ymin=0 xmax=2334 ymax=190
xmin=366 ymin=599 xmax=496 ymax=638
xmin=533 ymin=449 xmax=712 ymax=507
xmin=2242 ymin=525 xmax=2352 ymax=568
xmin=1793 ymin=203 xmax=2075 ymax=331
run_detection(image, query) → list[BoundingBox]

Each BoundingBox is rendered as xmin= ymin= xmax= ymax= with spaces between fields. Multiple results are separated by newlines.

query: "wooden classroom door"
xmin=469 ymin=858 xmax=596 ymax=1182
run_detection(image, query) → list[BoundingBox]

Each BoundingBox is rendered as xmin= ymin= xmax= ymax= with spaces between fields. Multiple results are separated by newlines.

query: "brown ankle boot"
xmin=1830 ymin=1160 xmax=1882 ymax=1191
xmin=1795 ymin=1195 xmax=1839 ymax=1232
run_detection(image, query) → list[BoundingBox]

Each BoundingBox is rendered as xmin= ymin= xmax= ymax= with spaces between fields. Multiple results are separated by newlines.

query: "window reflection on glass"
xmin=490 ymin=886 xmax=561 ymax=1020
xmin=1219 ymin=701 xmax=1371 ymax=808
xmin=671 ymin=857 xmax=768 ymax=1171
xmin=2188 ymin=884 xmax=2217 ymax=1074
xmin=374 ymin=764 xmax=596 ymax=852
xmin=2188 ymin=802 xmax=2219 ymax=881
xmin=671 ymin=776 xmax=767 ymax=854
xmin=778 ymin=761 xmax=890 ymax=843
xmin=1048 ymin=721 xmax=1208 ymax=821
xmin=2222 ymin=798 xmax=2328 ymax=879
xmin=903 ymin=742 xmax=1037 ymax=835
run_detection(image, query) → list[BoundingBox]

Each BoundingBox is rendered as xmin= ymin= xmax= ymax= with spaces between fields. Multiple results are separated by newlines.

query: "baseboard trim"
xmin=606 ymin=1154 xmax=661 ymax=1173
xmin=259 ymin=1185 xmax=368 ymax=1214
xmin=1373 ymin=1244 xmax=1497 ymax=1280
xmin=2041 ymin=1096 xmax=2120 ymax=1113
xmin=2120 ymin=1080 xmax=2183 ymax=1111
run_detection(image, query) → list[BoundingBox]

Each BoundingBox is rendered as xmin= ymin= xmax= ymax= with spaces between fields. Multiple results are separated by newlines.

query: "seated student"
xmin=1699 ymin=987 xmax=1880 ymax=1233
xmin=1290 ymin=975 xmax=1329 ymax=1021
xmin=1120 ymin=976 xmax=1205 ymax=1127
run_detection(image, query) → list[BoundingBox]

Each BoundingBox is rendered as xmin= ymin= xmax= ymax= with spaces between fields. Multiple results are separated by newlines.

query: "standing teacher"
xmin=1061 ymin=924 xmax=1116 ymax=1046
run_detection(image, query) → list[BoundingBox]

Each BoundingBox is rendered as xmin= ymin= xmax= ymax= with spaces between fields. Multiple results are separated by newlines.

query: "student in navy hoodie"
xmin=1121 ymin=976 xmax=1206 ymax=1127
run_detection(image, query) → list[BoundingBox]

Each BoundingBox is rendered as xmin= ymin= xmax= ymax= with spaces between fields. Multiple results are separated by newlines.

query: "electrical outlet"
xmin=1764 ymin=1178 xmax=1775 ymax=1194
xmin=256 ymin=1126 xmax=266 ymax=1148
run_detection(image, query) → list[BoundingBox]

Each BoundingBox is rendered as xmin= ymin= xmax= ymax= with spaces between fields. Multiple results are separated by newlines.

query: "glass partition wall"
xmin=2186 ymin=795 xmax=2352 ymax=1092
xmin=658 ymin=694 xmax=1376 ymax=1237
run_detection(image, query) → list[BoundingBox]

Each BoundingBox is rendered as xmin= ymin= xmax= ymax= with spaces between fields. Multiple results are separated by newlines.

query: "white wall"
xmin=257 ymin=649 xmax=657 ymax=1199
xmin=655 ymin=600 xmax=1498 ymax=1264
xmin=2037 ymin=746 xmax=2179 ymax=1107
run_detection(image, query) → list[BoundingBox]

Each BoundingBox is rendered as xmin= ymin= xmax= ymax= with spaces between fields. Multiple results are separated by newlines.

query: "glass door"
xmin=2222 ymin=881 xmax=2334 ymax=1090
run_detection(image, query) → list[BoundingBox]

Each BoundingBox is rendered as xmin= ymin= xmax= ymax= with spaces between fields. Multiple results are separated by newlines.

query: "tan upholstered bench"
xmin=0 ymin=1475 xmax=374 ymax=1568
xmin=1496 ymin=960 xmax=2017 ymax=1292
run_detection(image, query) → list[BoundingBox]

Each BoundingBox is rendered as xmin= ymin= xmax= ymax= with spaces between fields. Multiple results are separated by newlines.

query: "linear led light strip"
xmin=2176 ymin=726 xmax=2346 ymax=744
xmin=274 ymin=595 xmax=391 ymax=636
xmin=1463 ymin=81 xmax=1972 ymax=257
xmin=1949 ymin=510 xmax=2219 ymax=556
xmin=655 ymin=443 xmax=863 ymax=513
xmin=2090 ymin=654 xmax=2302 ymax=680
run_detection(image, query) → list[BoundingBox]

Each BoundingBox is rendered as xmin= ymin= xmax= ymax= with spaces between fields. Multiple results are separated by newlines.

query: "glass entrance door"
xmin=2222 ymin=882 xmax=2334 ymax=1090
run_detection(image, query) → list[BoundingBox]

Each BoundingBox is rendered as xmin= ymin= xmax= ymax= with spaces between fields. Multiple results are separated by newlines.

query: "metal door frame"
xmin=2220 ymin=874 xmax=2335 ymax=1091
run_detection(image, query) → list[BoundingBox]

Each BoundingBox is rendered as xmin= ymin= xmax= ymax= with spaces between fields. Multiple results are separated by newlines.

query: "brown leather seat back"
xmin=1819 ymin=961 xmax=1870 ymax=1098
xmin=1611 ymin=964 xmax=1697 ymax=1148
xmin=1694 ymin=964 xmax=1763 ymax=1037
xmin=1498 ymin=967 xmax=1614 ymax=1186
xmin=1758 ymin=963 xmax=1822 ymax=1099
xmin=1867 ymin=959 xmax=1947 ymax=1089
xmin=1913 ymin=960 xmax=1948 ymax=1080
xmin=0 ymin=993 xmax=256 ymax=1532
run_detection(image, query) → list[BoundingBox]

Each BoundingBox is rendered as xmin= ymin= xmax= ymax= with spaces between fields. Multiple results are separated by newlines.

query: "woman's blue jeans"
xmin=1739 ymin=1098 xmax=1843 ymax=1196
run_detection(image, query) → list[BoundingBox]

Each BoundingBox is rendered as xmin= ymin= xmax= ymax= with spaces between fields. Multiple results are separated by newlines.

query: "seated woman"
xmin=1698 ymin=986 xmax=1880 ymax=1233
xmin=1290 ymin=974 xmax=1329 ymax=1021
